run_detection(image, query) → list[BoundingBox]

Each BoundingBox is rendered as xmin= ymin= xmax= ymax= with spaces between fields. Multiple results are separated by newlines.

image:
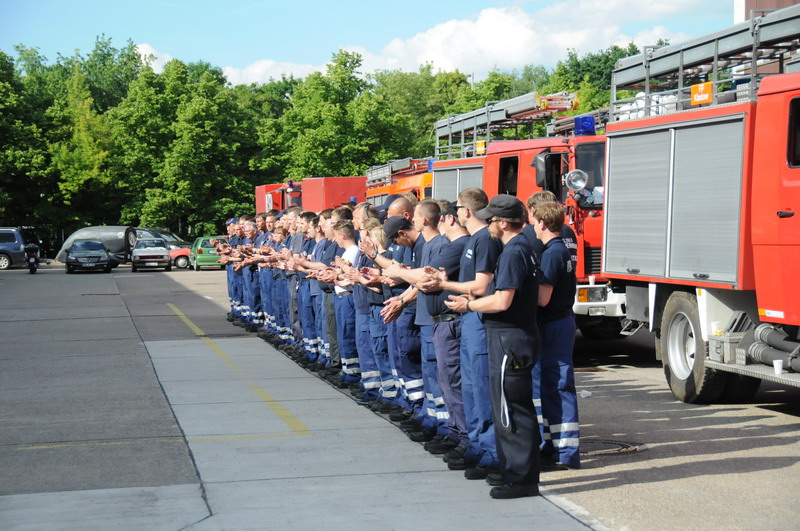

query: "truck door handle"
xmin=777 ymin=211 xmax=795 ymax=218
xmin=693 ymin=273 xmax=709 ymax=280
xmin=626 ymin=268 xmax=640 ymax=274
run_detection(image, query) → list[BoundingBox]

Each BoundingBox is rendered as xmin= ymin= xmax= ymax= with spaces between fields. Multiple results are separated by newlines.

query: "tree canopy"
xmin=0 ymin=37 xmax=639 ymax=245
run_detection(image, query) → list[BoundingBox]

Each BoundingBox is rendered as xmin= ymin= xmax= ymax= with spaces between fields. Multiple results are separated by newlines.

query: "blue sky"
xmin=1 ymin=0 xmax=735 ymax=84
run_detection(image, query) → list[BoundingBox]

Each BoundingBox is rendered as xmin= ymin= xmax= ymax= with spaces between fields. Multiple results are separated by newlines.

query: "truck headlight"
xmin=577 ymin=286 xmax=607 ymax=303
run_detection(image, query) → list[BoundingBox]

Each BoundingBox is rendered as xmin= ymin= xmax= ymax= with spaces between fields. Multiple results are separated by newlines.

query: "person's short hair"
xmin=402 ymin=191 xmax=419 ymax=207
xmin=457 ymin=188 xmax=489 ymax=213
xmin=256 ymin=211 xmax=268 ymax=219
xmin=436 ymin=199 xmax=451 ymax=213
xmin=310 ymin=216 xmax=320 ymax=229
xmin=299 ymin=211 xmax=315 ymax=222
xmin=526 ymin=190 xmax=558 ymax=209
xmin=341 ymin=201 xmax=357 ymax=209
xmin=333 ymin=220 xmax=355 ymax=240
xmin=239 ymin=214 xmax=254 ymax=222
xmin=333 ymin=206 xmax=353 ymax=221
xmin=532 ymin=201 xmax=565 ymax=233
xmin=319 ymin=208 xmax=334 ymax=220
xmin=362 ymin=218 xmax=382 ymax=233
xmin=244 ymin=221 xmax=257 ymax=231
xmin=416 ymin=199 xmax=441 ymax=229
xmin=273 ymin=226 xmax=287 ymax=236
xmin=363 ymin=219 xmax=387 ymax=249
xmin=364 ymin=205 xmax=380 ymax=220
xmin=266 ymin=209 xmax=279 ymax=217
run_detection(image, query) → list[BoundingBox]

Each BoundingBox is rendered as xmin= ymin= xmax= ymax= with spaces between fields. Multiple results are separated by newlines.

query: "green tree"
xmin=49 ymin=66 xmax=116 ymax=223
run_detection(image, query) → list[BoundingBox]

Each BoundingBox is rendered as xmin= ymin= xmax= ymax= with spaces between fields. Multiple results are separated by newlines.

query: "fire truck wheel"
xmin=660 ymin=291 xmax=726 ymax=404
xmin=720 ymin=374 xmax=761 ymax=402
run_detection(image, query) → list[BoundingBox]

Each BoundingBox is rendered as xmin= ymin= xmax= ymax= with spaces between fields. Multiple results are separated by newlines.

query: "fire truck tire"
xmin=720 ymin=374 xmax=761 ymax=402
xmin=660 ymin=291 xmax=726 ymax=404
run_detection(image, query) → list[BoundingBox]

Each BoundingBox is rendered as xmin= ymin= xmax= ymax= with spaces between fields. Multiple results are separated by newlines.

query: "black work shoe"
xmin=226 ymin=313 xmax=234 ymax=322
xmin=464 ymin=466 xmax=501 ymax=480
xmin=389 ymin=410 xmax=411 ymax=422
xmin=485 ymin=473 xmax=505 ymax=486
xmin=399 ymin=422 xmax=423 ymax=433
xmin=540 ymin=459 xmax=570 ymax=472
xmin=408 ymin=430 xmax=436 ymax=443
xmin=489 ymin=483 xmax=540 ymax=499
xmin=442 ymin=446 xmax=467 ymax=462
xmin=425 ymin=437 xmax=458 ymax=455
xmin=398 ymin=418 xmax=420 ymax=428
xmin=447 ymin=457 xmax=478 ymax=471
xmin=370 ymin=401 xmax=394 ymax=414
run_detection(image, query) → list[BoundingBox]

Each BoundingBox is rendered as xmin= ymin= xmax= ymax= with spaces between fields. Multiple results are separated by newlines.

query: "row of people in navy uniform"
xmin=214 ymin=189 xmax=579 ymax=499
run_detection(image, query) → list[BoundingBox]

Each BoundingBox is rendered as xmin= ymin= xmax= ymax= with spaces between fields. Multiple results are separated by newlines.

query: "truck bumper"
xmin=573 ymin=284 xmax=626 ymax=317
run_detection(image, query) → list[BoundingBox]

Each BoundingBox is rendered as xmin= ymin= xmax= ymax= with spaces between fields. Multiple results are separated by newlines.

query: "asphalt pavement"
xmin=2 ymin=263 xmax=799 ymax=530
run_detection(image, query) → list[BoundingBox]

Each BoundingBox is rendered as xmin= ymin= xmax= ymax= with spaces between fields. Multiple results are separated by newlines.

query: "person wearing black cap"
xmin=445 ymin=193 xmax=541 ymax=499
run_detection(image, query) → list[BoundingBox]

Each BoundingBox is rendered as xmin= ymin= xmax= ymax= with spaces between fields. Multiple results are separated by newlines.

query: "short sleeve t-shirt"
xmin=334 ymin=244 xmax=358 ymax=295
xmin=414 ymin=233 xmax=446 ymax=326
xmin=425 ymin=235 xmax=468 ymax=316
xmin=537 ymin=237 xmax=576 ymax=323
xmin=523 ymin=223 xmax=578 ymax=270
xmin=483 ymin=233 xmax=539 ymax=332
xmin=459 ymin=226 xmax=502 ymax=283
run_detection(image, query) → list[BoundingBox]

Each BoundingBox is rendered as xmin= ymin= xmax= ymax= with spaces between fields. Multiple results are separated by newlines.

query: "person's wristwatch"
xmin=370 ymin=251 xmax=378 ymax=260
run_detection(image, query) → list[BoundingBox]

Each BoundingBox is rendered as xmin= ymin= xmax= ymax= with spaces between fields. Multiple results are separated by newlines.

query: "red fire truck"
xmin=601 ymin=5 xmax=800 ymax=402
xmin=255 ymin=176 xmax=366 ymax=213
xmin=430 ymin=91 xmax=628 ymax=339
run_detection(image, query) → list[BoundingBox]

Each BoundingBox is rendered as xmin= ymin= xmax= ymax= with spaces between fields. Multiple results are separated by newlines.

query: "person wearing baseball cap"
xmin=446 ymin=194 xmax=542 ymax=499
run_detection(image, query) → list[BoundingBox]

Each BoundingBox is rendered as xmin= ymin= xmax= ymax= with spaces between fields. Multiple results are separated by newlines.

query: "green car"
xmin=189 ymin=236 xmax=228 ymax=271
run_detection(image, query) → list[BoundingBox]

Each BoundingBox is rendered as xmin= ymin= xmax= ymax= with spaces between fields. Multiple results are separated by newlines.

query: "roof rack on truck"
xmin=366 ymin=157 xmax=432 ymax=189
xmin=609 ymin=5 xmax=800 ymax=122
xmin=434 ymin=91 xmax=577 ymax=159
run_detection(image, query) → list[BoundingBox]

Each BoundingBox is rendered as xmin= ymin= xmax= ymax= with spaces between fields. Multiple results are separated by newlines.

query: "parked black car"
xmin=64 ymin=239 xmax=113 ymax=273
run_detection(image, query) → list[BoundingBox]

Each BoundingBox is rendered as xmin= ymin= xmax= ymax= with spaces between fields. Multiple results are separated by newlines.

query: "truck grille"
xmin=585 ymin=246 xmax=602 ymax=274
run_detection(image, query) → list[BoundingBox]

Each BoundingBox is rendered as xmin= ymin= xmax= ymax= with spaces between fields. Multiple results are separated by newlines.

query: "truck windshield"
xmin=575 ymin=142 xmax=605 ymax=209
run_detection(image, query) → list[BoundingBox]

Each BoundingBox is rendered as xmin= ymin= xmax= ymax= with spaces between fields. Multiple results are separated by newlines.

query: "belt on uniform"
xmin=431 ymin=313 xmax=459 ymax=323
xmin=336 ymin=291 xmax=352 ymax=297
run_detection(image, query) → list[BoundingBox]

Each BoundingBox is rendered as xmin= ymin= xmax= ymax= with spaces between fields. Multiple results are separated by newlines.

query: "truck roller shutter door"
xmin=604 ymin=130 xmax=672 ymax=277
xmin=669 ymin=118 xmax=744 ymax=283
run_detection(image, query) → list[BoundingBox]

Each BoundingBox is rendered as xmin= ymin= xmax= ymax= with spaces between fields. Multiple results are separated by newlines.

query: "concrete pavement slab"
xmin=0 ymin=484 xmax=208 ymax=531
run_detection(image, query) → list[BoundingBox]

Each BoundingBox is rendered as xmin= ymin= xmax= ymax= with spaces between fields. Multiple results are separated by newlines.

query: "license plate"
xmin=28 ymin=258 xmax=36 ymax=263
xmin=145 ymin=262 xmax=158 ymax=267
xmin=81 ymin=263 xmax=94 ymax=267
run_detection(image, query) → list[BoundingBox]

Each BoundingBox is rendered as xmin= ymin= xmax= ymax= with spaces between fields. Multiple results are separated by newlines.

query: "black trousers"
xmin=486 ymin=325 xmax=541 ymax=485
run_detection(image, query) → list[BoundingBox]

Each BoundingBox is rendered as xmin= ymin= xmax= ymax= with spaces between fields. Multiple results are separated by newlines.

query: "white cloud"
xmin=136 ymin=43 xmax=173 ymax=73
xmin=222 ymin=59 xmax=322 ymax=85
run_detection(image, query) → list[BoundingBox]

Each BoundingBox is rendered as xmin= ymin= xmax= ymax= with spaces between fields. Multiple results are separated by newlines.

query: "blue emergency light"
xmin=574 ymin=116 xmax=596 ymax=136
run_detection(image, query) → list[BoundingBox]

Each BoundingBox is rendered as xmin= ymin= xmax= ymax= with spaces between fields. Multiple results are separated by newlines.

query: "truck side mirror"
xmin=533 ymin=148 xmax=551 ymax=188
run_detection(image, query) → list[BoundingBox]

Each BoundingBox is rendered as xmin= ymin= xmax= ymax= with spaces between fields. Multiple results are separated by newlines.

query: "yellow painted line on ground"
xmin=167 ymin=303 xmax=311 ymax=436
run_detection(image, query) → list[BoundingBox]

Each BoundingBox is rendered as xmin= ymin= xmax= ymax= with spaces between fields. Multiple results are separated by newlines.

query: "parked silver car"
xmin=130 ymin=239 xmax=171 ymax=272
